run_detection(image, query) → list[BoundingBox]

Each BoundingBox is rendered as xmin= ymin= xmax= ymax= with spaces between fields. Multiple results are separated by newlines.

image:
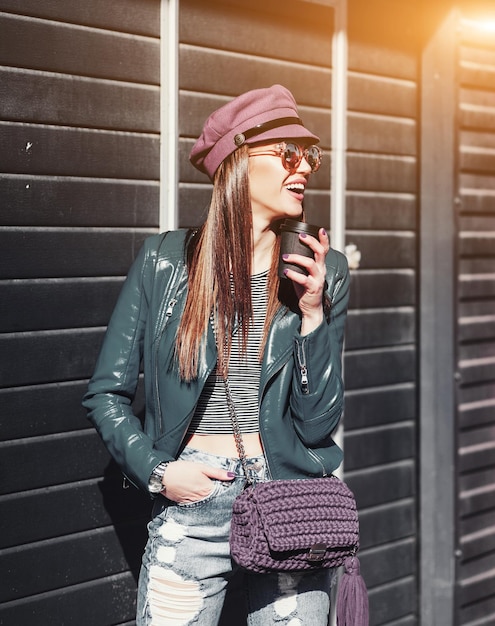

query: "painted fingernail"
xmin=300 ymin=232 xmax=307 ymax=238
xmin=283 ymin=269 xmax=289 ymax=276
xmin=282 ymin=254 xmax=289 ymax=260
xmin=227 ymin=472 xmax=236 ymax=478
xmin=320 ymin=228 xmax=327 ymax=236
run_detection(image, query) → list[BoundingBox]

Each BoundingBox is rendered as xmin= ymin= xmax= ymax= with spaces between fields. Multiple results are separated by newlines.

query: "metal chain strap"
xmin=223 ymin=374 xmax=254 ymax=484
xmin=210 ymin=312 xmax=254 ymax=484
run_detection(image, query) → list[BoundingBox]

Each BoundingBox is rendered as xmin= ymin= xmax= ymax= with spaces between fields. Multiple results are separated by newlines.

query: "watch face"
xmin=149 ymin=475 xmax=163 ymax=493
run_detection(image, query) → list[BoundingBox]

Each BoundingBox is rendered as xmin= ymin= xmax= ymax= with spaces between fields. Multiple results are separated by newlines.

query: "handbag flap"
xmin=251 ymin=477 xmax=360 ymax=553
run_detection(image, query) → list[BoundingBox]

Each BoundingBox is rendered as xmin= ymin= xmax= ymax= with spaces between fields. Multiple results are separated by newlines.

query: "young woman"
xmin=83 ymin=84 xmax=350 ymax=625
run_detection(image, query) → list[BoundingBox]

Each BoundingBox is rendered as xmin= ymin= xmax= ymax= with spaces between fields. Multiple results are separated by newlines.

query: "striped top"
xmin=186 ymin=270 xmax=269 ymax=435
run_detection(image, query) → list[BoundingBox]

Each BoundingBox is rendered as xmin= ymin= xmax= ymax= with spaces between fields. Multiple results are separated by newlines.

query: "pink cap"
xmin=189 ymin=85 xmax=319 ymax=180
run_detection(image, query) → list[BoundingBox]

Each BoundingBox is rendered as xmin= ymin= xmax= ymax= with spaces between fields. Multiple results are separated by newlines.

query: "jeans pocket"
xmin=176 ymin=479 xmax=223 ymax=509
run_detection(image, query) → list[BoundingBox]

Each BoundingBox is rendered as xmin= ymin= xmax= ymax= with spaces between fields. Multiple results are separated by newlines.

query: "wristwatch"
xmin=148 ymin=461 xmax=170 ymax=494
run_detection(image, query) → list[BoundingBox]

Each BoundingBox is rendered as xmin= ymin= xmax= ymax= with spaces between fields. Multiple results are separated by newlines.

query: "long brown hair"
xmin=175 ymin=145 xmax=282 ymax=381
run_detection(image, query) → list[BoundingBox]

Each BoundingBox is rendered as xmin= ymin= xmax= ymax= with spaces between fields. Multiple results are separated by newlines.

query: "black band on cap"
xmin=233 ymin=116 xmax=302 ymax=147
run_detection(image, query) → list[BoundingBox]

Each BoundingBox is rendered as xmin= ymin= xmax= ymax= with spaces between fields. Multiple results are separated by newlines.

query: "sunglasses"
xmin=248 ymin=142 xmax=322 ymax=174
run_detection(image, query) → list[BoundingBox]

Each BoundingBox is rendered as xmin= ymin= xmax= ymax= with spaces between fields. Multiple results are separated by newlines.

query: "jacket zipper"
xmin=153 ymin=296 xmax=178 ymax=438
xmin=295 ymin=337 xmax=309 ymax=394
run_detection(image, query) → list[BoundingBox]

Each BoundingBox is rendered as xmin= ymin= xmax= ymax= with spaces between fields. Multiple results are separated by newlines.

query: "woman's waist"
xmin=184 ymin=432 xmax=263 ymax=458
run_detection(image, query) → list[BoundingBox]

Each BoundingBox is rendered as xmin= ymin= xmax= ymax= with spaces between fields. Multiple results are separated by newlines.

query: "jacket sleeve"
xmin=290 ymin=248 xmax=350 ymax=445
xmin=82 ymin=236 xmax=172 ymax=492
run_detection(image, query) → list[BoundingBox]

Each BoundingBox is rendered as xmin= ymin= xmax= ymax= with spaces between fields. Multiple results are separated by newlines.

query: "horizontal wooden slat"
xmin=346 ymin=192 xmax=416 ymax=230
xmin=460 ymin=191 xmax=495 ymax=215
xmin=0 ymin=0 xmax=160 ymax=36
xmin=0 ymin=381 xmax=91 ymax=440
xmin=348 ymin=73 xmax=417 ymax=118
xmin=347 ymin=153 xmax=417 ymax=193
xmin=344 ymin=232 xmax=416 ymax=269
xmin=0 ymin=277 xmax=123 ymax=332
xmin=0 ymin=571 xmax=138 ymax=626
xmin=0 ymin=176 xmax=159 ymax=227
xmin=344 ymin=383 xmax=416 ymax=429
xmin=460 ymin=258 xmax=495 ymax=275
xmin=460 ymin=172 xmax=495 ymax=191
xmin=460 ymin=105 xmax=495 ymax=132
xmin=459 ymin=424 xmax=495 ymax=451
xmin=460 ymin=85 xmax=495 ymax=109
xmin=460 ymin=147 xmax=495 ymax=174
xmin=0 ymin=13 xmax=159 ymax=84
xmin=460 ymin=129 xmax=495 ymax=151
xmin=460 ymin=483 xmax=495 ymax=520
xmin=359 ymin=500 xmax=415 ymax=549
xmin=458 ymin=381 xmax=495 ymax=406
xmin=459 ymin=356 xmax=495 ymax=385
xmin=346 ymin=461 xmax=415 ymax=508
xmin=179 ymin=0 xmax=334 ymax=68
xmin=460 ymin=508 xmax=495 ymax=550
xmin=359 ymin=539 xmax=416 ymax=589
xmin=459 ymin=337 xmax=495 ymax=360
xmin=0 ymin=68 xmax=159 ymax=132
xmin=348 ymin=113 xmax=416 ymax=156
xmin=0 ymin=328 xmax=104 ymax=388
xmin=0 ymin=229 xmax=152 ymax=279
xmin=345 ymin=308 xmax=415 ymax=349
xmin=458 ymin=556 xmax=495 ymax=606
xmin=179 ymin=44 xmax=331 ymax=109
xmin=460 ymin=61 xmax=495 ymax=92
xmin=460 ymin=528 xmax=495 ymax=567
xmin=348 ymin=270 xmax=416 ymax=309
xmin=460 ymin=465 xmax=495 ymax=495
xmin=2 ymin=525 xmax=146 ymax=602
xmin=459 ymin=43 xmax=495 ymax=65
xmin=459 ymin=599 xmax=495 ymax=626
xmin=459 ymin=440 xmax=495 ymax=473
xmin=345 ymin=423 xmax=415 ymax=471
xmin=459 ymin=232 xmax=495 ymax=257
xmin=0 ymin=477 xmax=151 ymax=549
xmin=345 ymin=346 xmax=416 ymax=390
xmin=368 ymin=577 xmax=417 ymax=625
xmin=459 ymin=398 xmax=495 ymax=429
xmin=0 ymin=123 xmax=159 ymax=179
xmin=0 ymin=430 xmax=114 ymax=495
xmin=460 ymin=217 xmax=495 ymax=234
xmin=0 ymin=378 xmax=145 ymax=441
xmin=459 ymin=273 xmax=495 ymax=299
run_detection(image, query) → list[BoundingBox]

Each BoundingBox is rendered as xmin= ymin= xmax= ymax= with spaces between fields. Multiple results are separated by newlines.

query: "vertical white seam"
xmin=160 ymin=0 xmax=179 ymax=232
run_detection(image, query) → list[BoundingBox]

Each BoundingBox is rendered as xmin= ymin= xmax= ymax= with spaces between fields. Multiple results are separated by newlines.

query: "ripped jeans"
xmin=136 ymin=447 xmax=333 ymax=626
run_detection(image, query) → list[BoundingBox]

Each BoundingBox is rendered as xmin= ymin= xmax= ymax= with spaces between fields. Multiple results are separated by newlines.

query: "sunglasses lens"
xmin=305 ymin=146 xmax=321 ymax=172
xmin=282 ymin=143 xmax=302 ymax=171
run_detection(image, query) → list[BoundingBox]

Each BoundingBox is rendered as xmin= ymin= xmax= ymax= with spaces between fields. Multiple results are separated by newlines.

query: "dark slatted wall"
xmin=0 ymin=2 xmax=160 ymax=624
xmin=178 ymin=0 xmax=334 ymax=229
xmin=456 ymin=18 xmax=495 ymax=625
xmin=344 ymin=1 xmax=419 ymax=624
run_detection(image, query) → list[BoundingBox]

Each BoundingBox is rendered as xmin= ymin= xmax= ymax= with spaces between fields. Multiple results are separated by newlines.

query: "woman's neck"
xmin=251 ymin=224 xmax=276 ymax=275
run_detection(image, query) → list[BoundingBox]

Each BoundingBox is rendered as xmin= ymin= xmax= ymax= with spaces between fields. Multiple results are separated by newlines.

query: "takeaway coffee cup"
xmin=278 ymin=219 xmax=321 ymax=278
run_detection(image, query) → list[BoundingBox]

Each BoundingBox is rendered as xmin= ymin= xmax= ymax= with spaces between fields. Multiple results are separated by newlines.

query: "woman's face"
xmin=248 ymin=140 xmax=313 ymax=226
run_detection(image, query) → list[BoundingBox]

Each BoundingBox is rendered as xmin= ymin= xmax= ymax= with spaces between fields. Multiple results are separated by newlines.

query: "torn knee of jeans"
xmin=148 ymin=565 xmax=204 ymax=625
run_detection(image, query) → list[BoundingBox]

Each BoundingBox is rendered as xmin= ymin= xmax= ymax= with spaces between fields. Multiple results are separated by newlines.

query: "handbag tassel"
xmin=336 ymin=556 xmax=369 ymax=626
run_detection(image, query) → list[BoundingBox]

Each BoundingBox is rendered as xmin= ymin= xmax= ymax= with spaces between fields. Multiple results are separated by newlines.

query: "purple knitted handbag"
xmin=230 ymin=475 xmax=359 ymax=572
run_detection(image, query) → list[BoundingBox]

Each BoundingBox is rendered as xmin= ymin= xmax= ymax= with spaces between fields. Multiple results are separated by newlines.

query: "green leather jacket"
xmin=83 ymin=229 xmax=350 ymax=492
